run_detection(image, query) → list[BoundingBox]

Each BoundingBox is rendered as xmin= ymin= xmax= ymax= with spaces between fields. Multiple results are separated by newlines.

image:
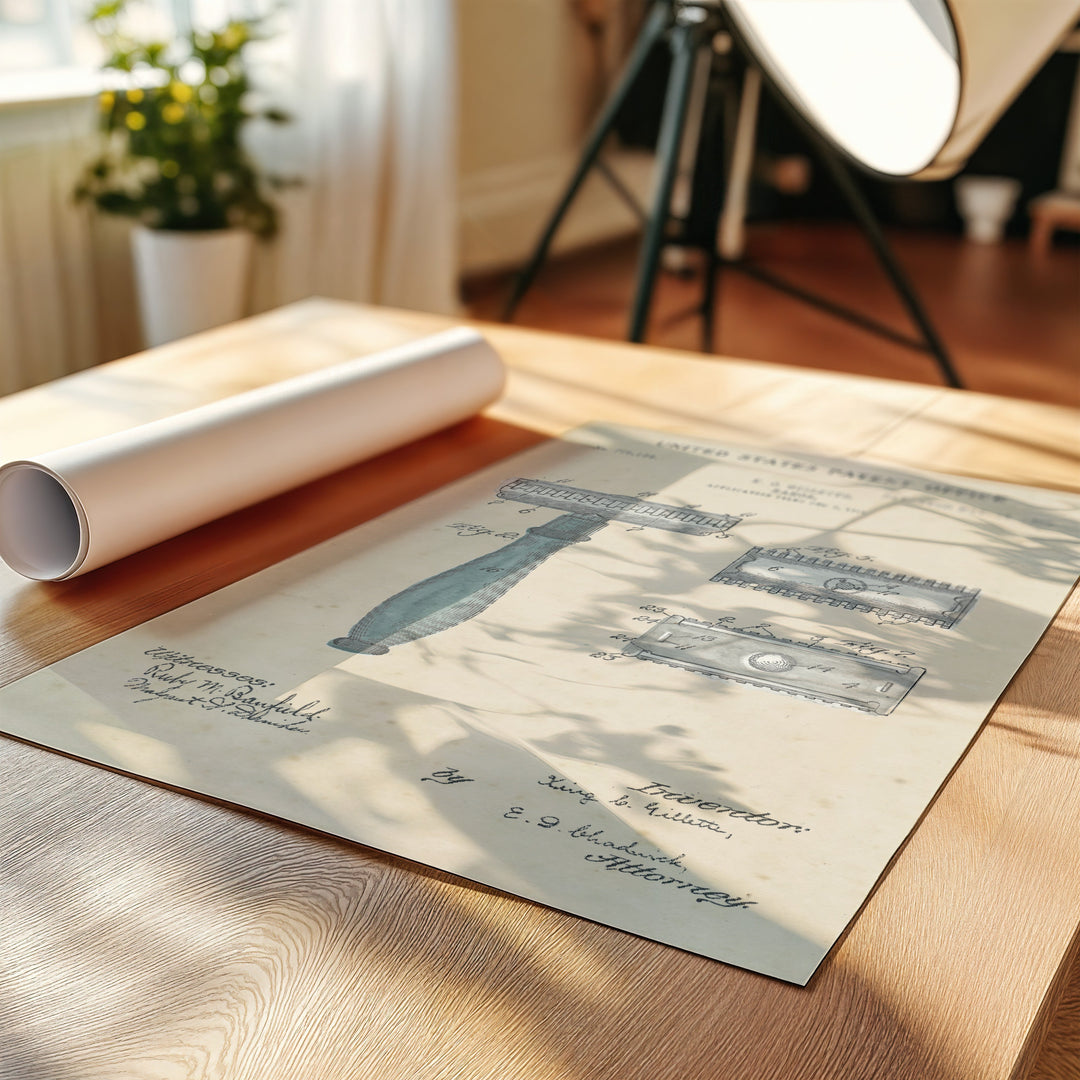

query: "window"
xmin=0 ymin=1 xmax=258 ymax=103
xmin=0 ymin=0 xmax=83 ymax=72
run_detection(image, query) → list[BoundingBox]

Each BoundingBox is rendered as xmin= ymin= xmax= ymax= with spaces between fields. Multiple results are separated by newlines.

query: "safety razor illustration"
xmin=624 ymin=615 xmax=924 ymax=714
xmin=328 ymin=479 xmax=741 ymax=654
xmin=711 ymin=547 xmax=979 ymax=628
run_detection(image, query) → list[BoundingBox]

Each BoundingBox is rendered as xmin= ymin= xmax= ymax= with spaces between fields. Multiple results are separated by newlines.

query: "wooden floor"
xmin=465 ymin=222 xmax=1080 ymax=408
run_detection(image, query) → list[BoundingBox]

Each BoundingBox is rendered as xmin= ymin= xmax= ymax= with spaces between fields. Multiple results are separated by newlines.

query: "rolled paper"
xmin=0 ymin=327 xmax=505 ymax=581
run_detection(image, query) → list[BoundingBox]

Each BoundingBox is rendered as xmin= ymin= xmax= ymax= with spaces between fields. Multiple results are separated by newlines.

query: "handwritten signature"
xmin=124 ymin=661 xmax=328 ymax=732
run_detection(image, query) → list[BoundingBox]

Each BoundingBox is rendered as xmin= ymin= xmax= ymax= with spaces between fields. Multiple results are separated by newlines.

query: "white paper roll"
xmin=0 ymin=327 xmax=505 ymax=581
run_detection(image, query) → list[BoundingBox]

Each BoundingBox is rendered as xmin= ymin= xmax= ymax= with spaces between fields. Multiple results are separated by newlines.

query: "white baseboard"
xmin=458 ymin=148 xmax=655 ymax=277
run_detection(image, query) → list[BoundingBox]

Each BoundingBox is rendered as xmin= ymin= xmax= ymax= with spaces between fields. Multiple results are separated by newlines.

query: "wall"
xmin=456 ymin=0 xmax=653 ymax=277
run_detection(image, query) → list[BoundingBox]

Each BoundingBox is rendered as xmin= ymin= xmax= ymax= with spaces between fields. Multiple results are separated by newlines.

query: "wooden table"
xmin=1 ymin=298 xmax=1078 ymax=1080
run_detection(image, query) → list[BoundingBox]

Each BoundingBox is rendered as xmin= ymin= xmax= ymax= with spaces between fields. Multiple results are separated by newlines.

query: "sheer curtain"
xmin=0 ymin=103 xmax=88 ymax=397
xmin=251 ymin=0 xmax=461 ymax=317
xmin=0 ymin=0 xmax=460 ymax=396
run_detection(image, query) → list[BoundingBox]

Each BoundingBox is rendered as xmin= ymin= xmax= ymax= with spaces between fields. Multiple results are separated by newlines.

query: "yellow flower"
xmin=126 ymin=88 xmax=144 ymax=104
xmin=162 ymin=102 xmax=185 ymax=124
xmin=99 ymin=91 xmax=115 ymax=111
xmin=161 ymin=160 xmax=180 ymax=178
xmin=170 ymin=82 xmax=194 ymax=103
xmin=125 ymin=112 xmax=147 ymax=131
xmin=220 ymin=24 xmax=246 ymax=50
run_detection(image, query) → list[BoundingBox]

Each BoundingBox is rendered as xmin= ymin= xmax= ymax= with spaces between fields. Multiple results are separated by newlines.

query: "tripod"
xmin=502 ymin=0 xmax=964 ymax=390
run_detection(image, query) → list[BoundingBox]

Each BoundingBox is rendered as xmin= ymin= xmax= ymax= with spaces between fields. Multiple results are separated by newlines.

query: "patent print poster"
xmin=3 ymin=425 xmax=1079 ymax=984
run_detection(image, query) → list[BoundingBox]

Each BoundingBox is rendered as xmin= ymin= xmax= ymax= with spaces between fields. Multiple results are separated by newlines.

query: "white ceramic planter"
xmin=131 ymin=225 xmax=254 ymax=347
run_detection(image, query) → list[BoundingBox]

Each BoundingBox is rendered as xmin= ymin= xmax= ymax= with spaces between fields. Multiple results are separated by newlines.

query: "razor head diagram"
xmin=624 ymin=616 xmax=924 ymax=714
xmin=497 ymin=479 xmax=741 ymax=536
xmin=711 ymin=548 xmax=979 ymax=628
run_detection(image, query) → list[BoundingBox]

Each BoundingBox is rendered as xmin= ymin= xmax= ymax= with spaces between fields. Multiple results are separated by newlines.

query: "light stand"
xmin=502 ymin=0 xmax=964 ymax=389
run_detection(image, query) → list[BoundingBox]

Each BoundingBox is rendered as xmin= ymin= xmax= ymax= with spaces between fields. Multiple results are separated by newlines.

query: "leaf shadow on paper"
xmin=1 ymin=426 xmax=1076 ymax=1077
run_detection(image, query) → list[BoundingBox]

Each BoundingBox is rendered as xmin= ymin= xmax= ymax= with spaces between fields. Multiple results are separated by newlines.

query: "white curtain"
xmin=0 ymin=99 xmax=119 ymax=397
xmin=0 ymin=0 xmax=460 ymax=396
xmin=251 ymin=0 xmax=461 ymax=317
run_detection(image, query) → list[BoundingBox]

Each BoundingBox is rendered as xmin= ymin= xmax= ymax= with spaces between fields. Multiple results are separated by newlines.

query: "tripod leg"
xmin=701 ymin=246 xmax=719 ymax=351
xmin=661 ymin=40 xmax=714 ymax=275
xmin=628 ymin=15 xmax=709 ymax=343
xmin=700 ymin=58 xmax=748 ymax=352
xmin=813 ymin=141 xmax=964 ymax=389
xmin=502 ymin=0 xmax=672 ymax=321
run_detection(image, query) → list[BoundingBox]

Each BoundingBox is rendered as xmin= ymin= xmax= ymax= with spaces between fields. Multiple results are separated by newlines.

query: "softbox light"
xmin=724 ymin=0 xmax=1080 ymax=179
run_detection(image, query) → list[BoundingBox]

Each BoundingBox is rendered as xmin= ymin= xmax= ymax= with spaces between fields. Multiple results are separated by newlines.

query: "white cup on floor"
xmin=954 ymin=175 xmax=1022 ymax=244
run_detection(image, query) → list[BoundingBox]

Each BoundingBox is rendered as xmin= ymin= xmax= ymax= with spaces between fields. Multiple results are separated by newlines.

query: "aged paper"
xmin=2 ymin=424 xmax=1078 ymax=984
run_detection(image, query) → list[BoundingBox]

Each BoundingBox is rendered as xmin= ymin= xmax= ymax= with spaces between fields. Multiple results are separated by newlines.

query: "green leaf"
xmin=76 ymin=3 xmax=295 ymax=237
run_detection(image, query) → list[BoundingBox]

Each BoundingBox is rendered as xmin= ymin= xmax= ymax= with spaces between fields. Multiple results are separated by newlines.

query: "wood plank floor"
xmin=465 ymin=222 xmax=1079 ymax=408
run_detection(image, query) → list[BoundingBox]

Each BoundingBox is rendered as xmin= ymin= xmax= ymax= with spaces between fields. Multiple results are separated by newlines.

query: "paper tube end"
xmin=0 ymin=463 xmax=87 ymax=581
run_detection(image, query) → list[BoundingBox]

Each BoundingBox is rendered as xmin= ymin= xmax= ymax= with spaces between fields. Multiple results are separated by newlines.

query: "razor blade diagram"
xmin=328 ymin=479 xmax=741 ymax=654
xmin=711 ymin=548 xmax=979 ymax=628
xmin=623 ymin=615 xmax=924 ymax=714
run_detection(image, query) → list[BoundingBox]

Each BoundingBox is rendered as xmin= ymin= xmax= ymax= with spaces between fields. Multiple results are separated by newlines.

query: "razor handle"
xmin=328 ymin=512 xmax=606 ymax=654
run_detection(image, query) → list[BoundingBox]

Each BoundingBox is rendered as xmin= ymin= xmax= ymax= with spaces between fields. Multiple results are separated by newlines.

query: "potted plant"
xmin=75 ymin=0 xmax=289 ymax=347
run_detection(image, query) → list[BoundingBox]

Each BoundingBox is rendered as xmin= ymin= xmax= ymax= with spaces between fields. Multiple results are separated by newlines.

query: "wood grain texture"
xmin=1 ymin=298 xmax=1078 ymax=1080
xmin=1031 ymin=950 xmax=1080 ymax=1080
